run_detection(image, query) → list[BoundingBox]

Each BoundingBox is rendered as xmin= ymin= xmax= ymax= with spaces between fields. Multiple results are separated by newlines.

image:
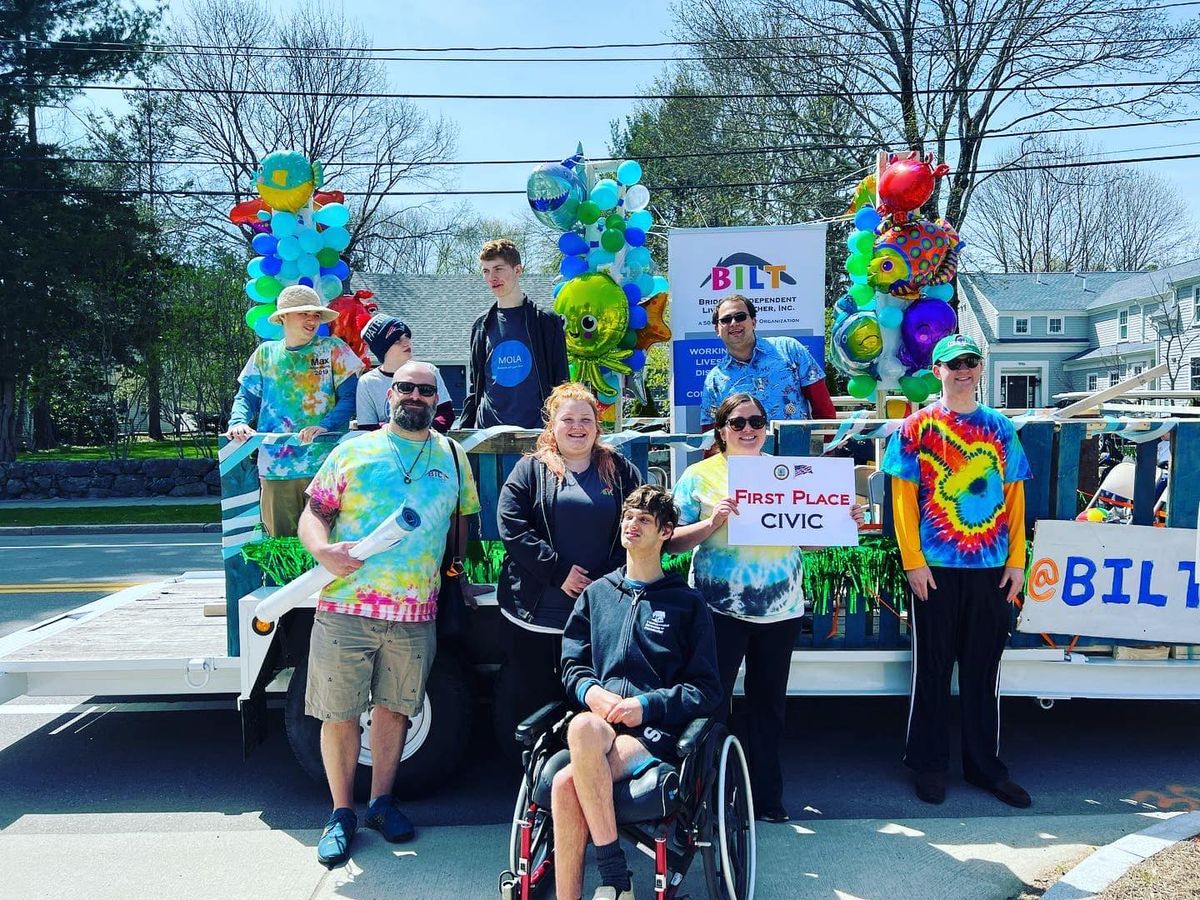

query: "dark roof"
xmin=959 ymin=271 xmax=1135 ymax=311
xmin=352 ymin=273 xmax=559 ymax=365
xmin=1087 ymin=258 xmax=1200 ymax=310
xmin=1064 ymin=341 xmax=1156 ymax=365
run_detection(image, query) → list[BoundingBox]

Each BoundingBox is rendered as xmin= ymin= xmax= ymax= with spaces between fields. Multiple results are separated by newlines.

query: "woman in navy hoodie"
xmin=494 ymin=383 xmax=642 ymax=756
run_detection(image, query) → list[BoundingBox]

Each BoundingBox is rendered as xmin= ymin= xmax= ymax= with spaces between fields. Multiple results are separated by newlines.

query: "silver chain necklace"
xmin=388 ymin=432 xmax=431 ymax=484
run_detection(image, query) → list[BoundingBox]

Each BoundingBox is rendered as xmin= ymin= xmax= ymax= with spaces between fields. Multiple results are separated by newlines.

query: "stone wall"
xmin=0 ymin=458 xmax=220 ymax=500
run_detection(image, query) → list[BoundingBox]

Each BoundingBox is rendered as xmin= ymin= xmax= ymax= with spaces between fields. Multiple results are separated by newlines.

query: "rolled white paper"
xmin=253 ymin=506 xmax=422 ymax=623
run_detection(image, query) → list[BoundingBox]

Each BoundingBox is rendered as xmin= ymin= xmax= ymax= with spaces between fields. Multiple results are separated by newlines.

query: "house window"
xmin=1014 ymin=318 xmax=1029 ymax=335
xmin=1088 ymin=375 xmax=1098 ymax=392
xmin=1192 ymin=358 xmax=1200 ymax=391
xmin=1048 ymin=317 xmax=1063 ymax=335
xmin=1119 ymin=309 xmax=1129 ymax=340
xmin=1193 ymin=287 xmax=1200 ymax=326
xmin=1133 ymin=365 xmax=1144 ymax=376
xmin=1109 ymin=373 xmax=1121 ymax=387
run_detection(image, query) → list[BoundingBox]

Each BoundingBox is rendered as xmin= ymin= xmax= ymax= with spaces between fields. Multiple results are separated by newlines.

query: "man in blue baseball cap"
xmin=881 ymin=333 xmax=1034 ymax=809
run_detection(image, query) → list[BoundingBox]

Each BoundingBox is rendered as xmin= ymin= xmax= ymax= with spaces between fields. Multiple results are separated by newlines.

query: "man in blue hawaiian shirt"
xmin=700 ymin=295 xmax=836 ymax=427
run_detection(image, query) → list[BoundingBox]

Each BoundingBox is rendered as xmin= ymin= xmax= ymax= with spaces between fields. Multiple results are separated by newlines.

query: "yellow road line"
xmin=0 ymin=581 xmax=146 ymax=594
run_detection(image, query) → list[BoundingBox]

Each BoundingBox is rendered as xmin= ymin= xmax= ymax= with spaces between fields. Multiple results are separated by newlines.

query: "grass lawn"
xmin=16 ymin=439 xmax=218 ymax=462
xmin=1 ymin=504 xmax=220 ymax=526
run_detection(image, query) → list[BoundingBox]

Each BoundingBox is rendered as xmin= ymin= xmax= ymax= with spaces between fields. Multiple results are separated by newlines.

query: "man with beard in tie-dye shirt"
xmin=882 ymin=334 xmax=1033 ymax=811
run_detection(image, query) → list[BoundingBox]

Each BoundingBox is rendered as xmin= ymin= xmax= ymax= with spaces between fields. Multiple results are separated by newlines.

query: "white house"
xmin=956 ymin=259 xmax=1200 ymax=408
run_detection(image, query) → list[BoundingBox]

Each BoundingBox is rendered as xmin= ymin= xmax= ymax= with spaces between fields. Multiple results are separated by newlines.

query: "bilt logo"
xmin=700 ymin=253 xmax=797 ymax=291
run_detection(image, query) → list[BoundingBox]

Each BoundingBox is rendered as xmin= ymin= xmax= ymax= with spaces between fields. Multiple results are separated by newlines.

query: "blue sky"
xmin=50 ymin=0 xmax=1200 ymax=256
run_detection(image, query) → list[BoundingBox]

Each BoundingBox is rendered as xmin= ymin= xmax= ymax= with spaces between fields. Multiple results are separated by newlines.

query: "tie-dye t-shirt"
xmin=236 ymin=336 xmax=362 ymax=479
xmin=882 ymin=402 xmax=1032 ymax=568
xmin=306 ymin=429 xmax=480 ymax=622
xmin=672 ymin=453 xmax=805 ymax=622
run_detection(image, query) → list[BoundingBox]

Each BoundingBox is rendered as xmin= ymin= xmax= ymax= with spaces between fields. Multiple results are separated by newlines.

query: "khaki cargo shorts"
xmin=305 ymin=610 xmax=436 ymax=722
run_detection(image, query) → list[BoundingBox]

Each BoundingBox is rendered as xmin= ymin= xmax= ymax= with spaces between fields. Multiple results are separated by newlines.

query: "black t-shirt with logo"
xmin=478 ymin=308 xmax=543 ymax=428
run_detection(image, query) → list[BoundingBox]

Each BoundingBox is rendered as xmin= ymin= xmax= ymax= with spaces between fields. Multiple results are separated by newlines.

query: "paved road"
xmin=0 ymin=533 xmax=222 ymax=638
xmin=0 ymin=693 xmax=1196 ymax=899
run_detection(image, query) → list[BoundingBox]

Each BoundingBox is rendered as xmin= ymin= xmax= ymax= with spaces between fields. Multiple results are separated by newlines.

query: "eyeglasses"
xmin=726 ymin=415 xmax=767 ymax=431
xmin=390 ymin=381 xmax=438 ymax=397
xmin=717 ymin=311 xmax=750 ymax=326
xmin=941 ymin=356 xmax=982 ymax=371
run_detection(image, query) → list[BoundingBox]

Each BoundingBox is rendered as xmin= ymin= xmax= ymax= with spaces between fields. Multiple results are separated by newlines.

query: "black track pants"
xmin=904 ymin=566 xmax=1012 ymax=786
xmin=713 ymin=613 xmax=803 ymax=810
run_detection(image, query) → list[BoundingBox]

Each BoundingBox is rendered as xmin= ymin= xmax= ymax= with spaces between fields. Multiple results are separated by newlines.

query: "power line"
xmin=2 ymin=1 xmax=1197 ymax=51
xmin=4 ymin=150 xmax=1199 ymax=199
xmin=19 ymin=77 xmax=1198 ymax=102
xmin=7 ymin=113 xmax=1200 ymax=170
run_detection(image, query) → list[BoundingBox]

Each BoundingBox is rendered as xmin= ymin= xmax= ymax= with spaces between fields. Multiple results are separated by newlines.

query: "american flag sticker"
xmin=794 ymin=464 xmax=813 ymax=476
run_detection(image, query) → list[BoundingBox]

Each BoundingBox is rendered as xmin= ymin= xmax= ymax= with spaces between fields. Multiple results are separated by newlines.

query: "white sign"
xmin=667 ymin=224 xmax=828 ymax=337
xmin=726 ymin=456 xmax=859 ymax=548
xmin=1017 ymin=520 xmax=1200 ymax=644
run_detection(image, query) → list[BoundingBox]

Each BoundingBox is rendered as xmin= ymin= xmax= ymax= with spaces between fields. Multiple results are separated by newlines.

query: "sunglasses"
xmin=941 ymin=356 xmax=982 ymax=371
xmin=726 ymin=415 xmax=768 ymax=431
xmin=717 ymin=311 xmax=751 ymax=326
xmin=390 ymin=381 xmax=438 ymax=397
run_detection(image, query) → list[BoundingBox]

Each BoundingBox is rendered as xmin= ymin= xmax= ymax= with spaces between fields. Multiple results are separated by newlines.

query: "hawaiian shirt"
xmin=882 ymin=402 xmax=1032 ymax=568
xmin=306 ymin=429 xmax=480 ymax=622
xmin=235 ymin=336 xmax=361 ymax=479
xmin=701 ymin=336 xmax=824 ymax=425
xmin=673 ymin=453 xmax=805 ymax=622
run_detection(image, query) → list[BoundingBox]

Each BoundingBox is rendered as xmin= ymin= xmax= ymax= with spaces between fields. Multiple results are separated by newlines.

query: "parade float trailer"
xmin=1 ymin=414 xmax=1198 ymax=796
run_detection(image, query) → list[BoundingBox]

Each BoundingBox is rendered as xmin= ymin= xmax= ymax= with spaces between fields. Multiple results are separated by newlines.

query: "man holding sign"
xmin=669 ymin=393 xmax=862 ymax=823
xmin=882 ymin=334 xmax=1033 ymax=809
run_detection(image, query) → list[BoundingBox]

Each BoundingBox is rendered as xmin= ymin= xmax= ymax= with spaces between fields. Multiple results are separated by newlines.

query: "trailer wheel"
xmin=284 ymin=653 xmax=473 ymax=800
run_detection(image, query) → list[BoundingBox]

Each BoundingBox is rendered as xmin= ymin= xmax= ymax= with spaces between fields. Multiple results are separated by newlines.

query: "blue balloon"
xmin=624 ymin=227 xmax=646 ymax=247
xmin=854 ymin=206 xmax=882 ymax=231
xmin=587 ymin=248 xmax=615 ymax=269
xmin=298 ymin=227 xmax=323 ymax=254
xmin=252 ymin=315 xmax=283 ymax=341
xmin=298 ymin=276 xmax=314 ymax=287
xmin=616 ymin=160 xmax=643 ymax=186
xmin=251 ymin=233 xmax=277 ymax=256
xmin=277 ymin=235 xmax=302 ymax=261
xmin=623 ymin=283 xmax=643 ymax=304
xmin=924 ymin=283 xmax=955 ymax=301
xmin=560 ymin=255 xmax=588 ymax=279
xmin=260 ymin=255 xmax=282 ymax=276
xmin=246 ymin=258 xmax=265 ymax=279
xmin=879 ymin=306 xmax=904 ymax=329
xmin=323 ymin=226 xmax=351 ymax=252
xmin=552 ymin=281 xmax=565 ymax=297
xmin=628 ymin=349 xmax=646 ymax=372
xmin=590 ymin=179 xmax=619 ymax=211
xmin=313 ymin=202 xmax=350 ymax=228
xmin=279 ymin=259 xmax=300 ymax=280
xmin=651 ymin=275 xmax=669 ymax=295
xmin=635 ymin=274 xmax=655 ymax=296
xmin=629 ymin=306 xmax=648 ymax=330
xmin=297 ymin=254 xmax=320 ymax=279
xmin=625 ymin=246 xmax=651 ymax=268
xmin=271 ymin=211 xmax=299 ymax=238
xmin=245 ymin=281 xmax=266 ymax=303
xmin=331 ymin=260 xmax=350 ymax=280
xmin=627 ymin=210 xmax=653 ymax=232
xmin=558 ymin=232 xmax=589 ymax=257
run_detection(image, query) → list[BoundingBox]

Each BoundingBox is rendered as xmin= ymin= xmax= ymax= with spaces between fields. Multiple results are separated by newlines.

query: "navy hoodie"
xmin=561 ymin=569 xmax=722 ymax=730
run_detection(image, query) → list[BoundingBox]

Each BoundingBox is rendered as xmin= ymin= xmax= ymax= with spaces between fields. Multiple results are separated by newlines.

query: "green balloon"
xmin=255 ymin=275 xmax=283 ymax=299
xmin=619 ymin=329 xmax=638 ymax=350
xmin=600 ymin=228 xmax=626 ymax=252
xmin=899 ymin=376 xmax=930 ymax=404
xmin=847 ymin=374 xmax=877 ymax=399
xmin=605 ymin=214 xmax=626 ymax=232
xmin=316 ymin=247 xmax=340 ymax=267
xmin=852 ymin=231 xmax=876 ymax=255
xmin=578 ymin=201 xmax=601 ymax=224
xmin=923 ymin=372 xmax=942 ymax=393
xmin=849 ymin=283 xmax=874 ymax=305
xmin=845 ymin=254 xmax=870 ymax=276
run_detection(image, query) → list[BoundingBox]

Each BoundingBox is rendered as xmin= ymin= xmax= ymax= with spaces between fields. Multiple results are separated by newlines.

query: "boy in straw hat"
xmin=227 ymin=285 xmax=362 ymax=537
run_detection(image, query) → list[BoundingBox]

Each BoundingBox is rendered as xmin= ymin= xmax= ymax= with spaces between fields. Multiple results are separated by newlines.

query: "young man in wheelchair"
xmin=552 ymin=484 xmax=723 ymax=900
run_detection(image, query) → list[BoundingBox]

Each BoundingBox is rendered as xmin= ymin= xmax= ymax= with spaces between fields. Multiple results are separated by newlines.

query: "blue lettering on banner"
xmin=1101 ymin=558 xmax=1132 ymax=604
xmin=672 ymin=338 xmax=726 ymax=405
xmin=1179 ymin=561 xmax=1200 ymax=609
xmin=1063 ymin=556 xmax=1096 ymax=606
xmin=490 ymin=339 xmax=532 ymax=388
xmin=1137 ymin=560 xmax=1167 ymax=607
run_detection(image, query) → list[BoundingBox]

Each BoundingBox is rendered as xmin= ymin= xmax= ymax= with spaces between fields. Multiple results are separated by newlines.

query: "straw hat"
xmin=268 ymin=285 xmax=339 ymax=324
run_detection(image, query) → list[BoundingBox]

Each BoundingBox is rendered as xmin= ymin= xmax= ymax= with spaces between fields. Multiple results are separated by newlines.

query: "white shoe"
xmin=592 ymin=884 xmax=634 ymax=900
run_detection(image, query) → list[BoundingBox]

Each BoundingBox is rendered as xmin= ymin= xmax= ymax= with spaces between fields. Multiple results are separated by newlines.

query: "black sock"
xmin=595 ymin=839 xmax=630 ymax=890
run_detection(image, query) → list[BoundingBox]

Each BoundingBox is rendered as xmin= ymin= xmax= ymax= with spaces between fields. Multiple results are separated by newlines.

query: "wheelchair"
xmin=498 ymin=703 xmax=756 ymax=900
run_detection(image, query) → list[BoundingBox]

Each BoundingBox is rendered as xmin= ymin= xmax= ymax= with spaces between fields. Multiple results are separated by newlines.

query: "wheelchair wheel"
xmin=507 ymin=778 xmax=555 ymax=898
xmin=702 ymin=734 xmax=756 ymax=900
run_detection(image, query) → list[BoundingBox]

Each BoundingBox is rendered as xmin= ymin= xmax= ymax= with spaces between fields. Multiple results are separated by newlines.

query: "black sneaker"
xmin=755 ymin=805 xmax=790 ymax=823
xmin=915 ymin=772 xmax=946 ymax=804
xmin=967 ymin=776 xmax=1032 ymax=809
xmin=316 ymin=807 xmax=357 ymax=869
xmin=365 ymin=794 xmax=415 ymax=843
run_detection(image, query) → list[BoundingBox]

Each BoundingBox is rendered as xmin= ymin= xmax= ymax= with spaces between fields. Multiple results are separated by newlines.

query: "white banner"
xmin=1017 ymin=520 xmax=1200 ymax=643
xmin=726 ymin=456 xmax=859 ymax=548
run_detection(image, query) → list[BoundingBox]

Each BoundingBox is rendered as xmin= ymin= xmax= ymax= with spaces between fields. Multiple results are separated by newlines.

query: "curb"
xmin=1042 ymin=810 xmax=1200 ymax=899
xmin=0 ymin=523 xmax=222 ymax=536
